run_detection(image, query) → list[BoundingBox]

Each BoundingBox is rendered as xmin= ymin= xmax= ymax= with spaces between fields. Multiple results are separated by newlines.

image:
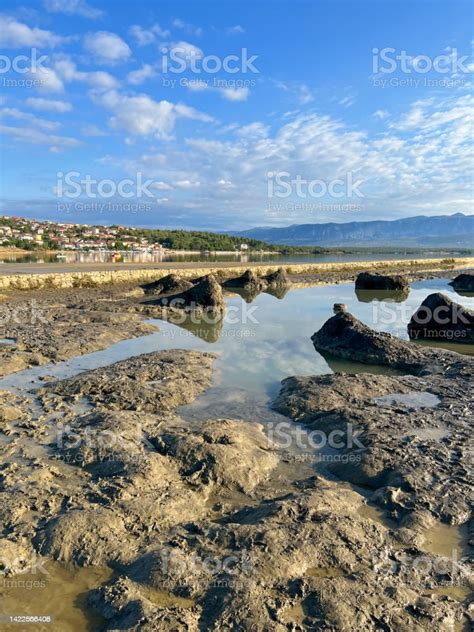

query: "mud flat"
xmin=0 ymin=277 xmax=472 ymax=630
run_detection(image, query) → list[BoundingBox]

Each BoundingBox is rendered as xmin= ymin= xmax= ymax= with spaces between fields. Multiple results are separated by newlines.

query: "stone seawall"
xmin=0 ymin=257 xmax=473 ymax=291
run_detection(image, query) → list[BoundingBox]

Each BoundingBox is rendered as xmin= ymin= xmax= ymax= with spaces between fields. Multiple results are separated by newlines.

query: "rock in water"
xmin=450 ymin=273 xmax=474 ymax=292
xmin=263 ymin=267 xmax=291 ymax=288
xmin=312 ymin=311 xmax=424 ymax=371
xmin=408 ymin=292 xmax=474 ymax=343
xmin=141 ymin=274 xmax=193 ymax=296
xmin=223 ymin=269 xmax=268 ymax=291
xmin=355 ymin=272 xmax=409 ymax=291
xmin=163 ymin=274 xmax=225 ymax=313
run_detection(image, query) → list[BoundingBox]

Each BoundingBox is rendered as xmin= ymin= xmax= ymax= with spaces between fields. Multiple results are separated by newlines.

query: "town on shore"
xmin=0 ymin=215 xmax=272 ymax=255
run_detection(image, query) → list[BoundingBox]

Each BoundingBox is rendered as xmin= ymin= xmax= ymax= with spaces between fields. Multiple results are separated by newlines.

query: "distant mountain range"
xmin=232 ymin=213 xmax=474 ymax=247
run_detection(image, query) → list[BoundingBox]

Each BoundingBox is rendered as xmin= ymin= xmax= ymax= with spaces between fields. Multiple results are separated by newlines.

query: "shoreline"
xmin=0 ymin=256 xmax=473 ymax=291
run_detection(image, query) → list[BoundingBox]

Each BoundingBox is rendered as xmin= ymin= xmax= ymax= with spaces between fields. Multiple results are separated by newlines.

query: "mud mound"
xmin=355 ymin=272 xmax=409 ymax=291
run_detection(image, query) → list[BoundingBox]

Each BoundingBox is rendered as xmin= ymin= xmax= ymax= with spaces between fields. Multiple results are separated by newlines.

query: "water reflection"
xmin=318 ymin=350 xmax=404 ymax=375
xmin=0 ymin=278 xmax=472 ymax=399
xmin=2 ymin=250 xmax=471 ymax=265
xmin=159 ymin=310 xmax=224 ymax=343
xmin=355 ymin=288 xmax=409 ymax=303
xmin=452 ymin=289 xmax=474 ymax=298
xmin=264 ymin=285 xmax=291 ymax=300
xmin=224 ymin=286 xmax=263 ymax=303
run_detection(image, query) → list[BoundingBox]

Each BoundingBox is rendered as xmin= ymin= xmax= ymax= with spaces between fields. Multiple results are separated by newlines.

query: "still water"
xmin=0 ymin=250 xmax=469 ymax=265
xmin=2 ymin=278 xmax=472 ymax=400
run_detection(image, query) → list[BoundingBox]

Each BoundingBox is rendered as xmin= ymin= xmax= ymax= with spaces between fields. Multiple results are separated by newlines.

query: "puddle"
xmin=0 ymin=338 xmax=16 ymax=345
xmin=402 ymin=425 xmax=450 ymax=441
xmin=373 ymin=391 xmax=441 ymax=410
xmin=357 ymin=502 xmax=399 ymax=530
xmin=0 ymin=560 xmax=112 ymax=632
xmin=134 ymin=583 xmax=195 ymax=609
xmin=426 ymin=585 xmax=472 ymax=602
xmin=421 ymin=522 xmax=470 ymax=559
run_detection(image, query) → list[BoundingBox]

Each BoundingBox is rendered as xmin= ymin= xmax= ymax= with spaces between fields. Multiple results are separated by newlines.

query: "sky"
xmin=0 ymin=0 xmax=472 ymax=230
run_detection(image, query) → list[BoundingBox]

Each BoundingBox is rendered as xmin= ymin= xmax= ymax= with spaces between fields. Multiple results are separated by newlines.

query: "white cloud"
xmin=95 ymin=90 xmax=213 ymax=138
xmin=174 ymin=180 xmax=201 ymax=189
xmin=0 ymin=124 xmax=79 ymax=149
xmin=373 ymin=109 xmax=389 ymax=120
xmin=55 ymin=58 xmax=119 ymax=90
xmin=26 ymin=97 xmax=72 ymax=112
xmin=81 ymin=123 xmax=106 ymax=136
xmin=219 ymin=87 xmax=249 ymax=102
xmin=165 ymin=41 xmax=203 ymax=69
xmin=339 ymin=94 xmax=356 ymax=108
xmin=127 ymin=64 xmax=157 ymax=85
xmin=226 ymin=25 xmax=245 ymax=35
xmin=236 ymin=122 xmax=269 ymax=138
xmin=273 ymin=80 xmax=314 ymax=105
xmin=0 ymin=107 xmax=60 ymax=130
xmin=29 ymin=66 xmax=65 ymax=92
xmin=174 ymin=103 xmax=213 ymax=122
xmin=43 ymin=0 xmax=103 ymax=19
xmin=298 ymin=85 xmax=314 ymax=104
xmin=107 ymin=94 xmax=472 ymax=227
xmin=172 ymin=18 xmax=203 ymax=37
xmin=129 ymin=23 xmax=170 ymax=46
xmin=84 ymin=31 xmax=131 ymax=64
xmin=0 ymin=15 xmax=67 ymax=48
xmin=150 ymin=181 xmax=173 ymax=191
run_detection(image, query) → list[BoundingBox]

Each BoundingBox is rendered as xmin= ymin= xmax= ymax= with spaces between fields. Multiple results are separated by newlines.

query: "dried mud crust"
xmin=0 ymin=286 xmax=157 ymax=377
xmin=276 ymin=311 xmax=473 ymax=524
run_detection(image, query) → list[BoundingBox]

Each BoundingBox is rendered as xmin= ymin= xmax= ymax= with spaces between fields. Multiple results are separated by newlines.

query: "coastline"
xmin=0 ymin=256 xmax=473 ymax=291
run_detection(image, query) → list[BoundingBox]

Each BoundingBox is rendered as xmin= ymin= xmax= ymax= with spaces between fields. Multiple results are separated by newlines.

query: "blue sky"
xmin=0 ymin=0 xmax=472 ymax=230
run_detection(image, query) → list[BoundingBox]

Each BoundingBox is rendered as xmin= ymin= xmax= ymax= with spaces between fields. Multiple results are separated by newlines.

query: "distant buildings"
xmin=0 ymin=215 xmax=164 ymax=252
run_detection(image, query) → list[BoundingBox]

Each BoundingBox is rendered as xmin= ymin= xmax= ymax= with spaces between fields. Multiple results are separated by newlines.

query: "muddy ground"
xmin=0 ymin=268 xmax=472 ymax=631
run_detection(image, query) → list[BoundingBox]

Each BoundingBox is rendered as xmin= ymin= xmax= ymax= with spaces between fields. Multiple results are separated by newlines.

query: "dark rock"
xmin=450 ymin=273 xmax=474 ymax=292
xmin=140 ymin=274 xmax=194 ymax=296
xmin=333 ymin=303 xmax=347 ymax=314
xmin=263 ymin=267 xmax=291 ymax=288
xmin=155 ymin=275 xmax=225 ymax=313
xmin=355 ymin=272 xmax=409 ymax=291
xmin=408 ymin=292 xmax=474 ymax=343
xmin=312 ymin=311 xmax=425 ymax=372
xmin=223 ymin=269 xmax=267 ymax=291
